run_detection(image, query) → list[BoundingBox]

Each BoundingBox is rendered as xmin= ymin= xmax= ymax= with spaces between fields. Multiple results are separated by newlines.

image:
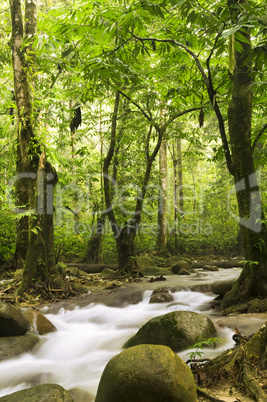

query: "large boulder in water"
xmin=0 ymin=303 xmax=30 ymax=336
xmin=95 ymin=344 xmax=197 ymax=402
xmin=0 ymin=384 xmax=73 ymax=401
xmin=124 ymin=311 xmax=216 ymax=352
xmin=23 ymin=310 xmax=57 ymax=335
xmin=0 ymin=334 xmax=39 ymax=361
xmin=211 ymin=280 xmax=235 ymax=296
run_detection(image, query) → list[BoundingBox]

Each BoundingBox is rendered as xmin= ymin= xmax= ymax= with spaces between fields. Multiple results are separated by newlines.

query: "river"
xmin=0 ymin=268 xmax=265 ymax=400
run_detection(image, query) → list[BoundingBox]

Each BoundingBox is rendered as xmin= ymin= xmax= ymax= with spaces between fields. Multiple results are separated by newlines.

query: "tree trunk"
xmin=221 ymin=0 xmax=267 ymax=308
xmin=157 ymin=139 xmax=168 ymax=250
xmin=84 ymin=213 xmax=104 ymax=264
xmin=10 ymin=0 xmax=64 ymax=296
xmin=16 ymin=153 xmax=65 ymax=296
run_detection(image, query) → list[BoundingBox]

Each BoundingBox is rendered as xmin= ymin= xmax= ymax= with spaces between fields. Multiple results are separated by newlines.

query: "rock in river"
xmin=95 ymin=344 xmax=197 ymax=402
xmin=0 ymin=303 xmax=30 ymax=337
xmin=124 ymin=310 xmax=216 ymax=352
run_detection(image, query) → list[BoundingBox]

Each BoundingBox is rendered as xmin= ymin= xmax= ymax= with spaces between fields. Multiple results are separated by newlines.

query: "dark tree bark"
xmin=84 ymin=212 xmax=104 ymax=264
xmin=221 ymin=0 xmax=267 ymax=308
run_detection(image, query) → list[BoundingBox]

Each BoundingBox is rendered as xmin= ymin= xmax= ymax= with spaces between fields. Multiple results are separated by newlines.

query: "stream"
xmin=0 ymin=268 xmax=266 ymax=400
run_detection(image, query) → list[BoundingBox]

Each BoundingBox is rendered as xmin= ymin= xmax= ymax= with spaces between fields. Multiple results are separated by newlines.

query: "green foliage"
xmin=186 ymin=337 xmax=225 ymax=361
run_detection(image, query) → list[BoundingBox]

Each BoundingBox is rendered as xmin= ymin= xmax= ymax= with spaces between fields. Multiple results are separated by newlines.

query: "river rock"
xmin=203 ymin=265 xmax=219 ymax=271
xmin=164 ymin=256 xmax=192 ymax=269
xmin=178 ymin=268 xmax=191 ymax=275
xmin=137 ymin=256 xmax=157 ymax=269
xmin=141 ymin=266 xmax=171 ymax=276
xmin=68 ymin=388 xmax=94 ymax=402
xmin=0 ymin=384 xmax=73 ymax=401
xmin=149 ymin=292 xmax=173 ymax=303
xmin=0 ymin=334 xmax=39 ymax=361
xmin=23 ymin=310 xmax=57 ymax=335
xmin=101 ymin=268 xmax=116 ymax=277
xmin=95 ymin=344 xmax=197 ymax=402
xmin=0 ymin=303 xmax=30 ymax=336
xmin=123 ymin=311 xmax=216 ymax=352
xmin=211 ymin=280 xmax=234 ymax=296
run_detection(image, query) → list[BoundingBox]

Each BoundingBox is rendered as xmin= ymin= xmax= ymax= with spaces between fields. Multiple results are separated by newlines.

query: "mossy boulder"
xmin=211 ymin=280 xmax=234 ymax=296
xmin=171 ymin=261 xmax=192 ymax=274
xmin=0 ymin=334 xmax=39 ymax=361
xmin=150 ymin=256 xmax=166 ymax=266
xmin=178 ymin=268 xmax=191 ymax=275
xmin=137 ymin=257 xmax=157 ymax=269
xmin=95 ymin=344 xmax=197 ymax=402
xmin=68 ymin=388 xmax=94 ymax=402
xmin=23 ymin=310 xmax=57 ymax=335
xmin=124 ymin=311 xmax=216 ymax=352
xmin=101 ymin=268 xmax=116 ymax=277
xmin=141 ymin=266 xmax=171 ymax=276
xmin=0 ymin=303 xmax=30 ymax=337
xmin=0 ymin=384 xmax=73 ymax=401
xmin=164 ymin=256 xmax=192 ymax=269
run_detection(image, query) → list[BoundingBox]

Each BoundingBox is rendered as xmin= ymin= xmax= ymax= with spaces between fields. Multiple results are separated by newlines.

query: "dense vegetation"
xmin=1 ymin=0 xmax=267 ymax=303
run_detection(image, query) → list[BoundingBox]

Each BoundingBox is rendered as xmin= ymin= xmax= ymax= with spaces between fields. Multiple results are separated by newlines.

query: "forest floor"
xmin=0 ymin=259 xmax=266 ymax=402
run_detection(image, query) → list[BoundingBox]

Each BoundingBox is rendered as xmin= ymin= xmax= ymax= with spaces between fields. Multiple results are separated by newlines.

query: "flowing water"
xmin=0 ymin=268 xmax=264 ymax=400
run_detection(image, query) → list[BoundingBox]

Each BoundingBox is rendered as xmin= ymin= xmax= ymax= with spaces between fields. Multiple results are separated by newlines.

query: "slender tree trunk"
xmin=103 ymin=93 xmax=165 ymax=273
xmin=177 ymin=137 xmax=184 ymax=216
xmin=157 ymin=139 xmax=167 ymax=250
xmin=85 ymin=102 xmax=105 ymax=264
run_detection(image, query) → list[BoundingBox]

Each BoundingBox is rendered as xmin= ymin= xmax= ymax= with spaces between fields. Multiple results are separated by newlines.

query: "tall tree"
xmin=117 ymin=0 xmax=267 ymax=307
xmin=157 ymin=139 xmax=168 ymax=251
xmin=9 ymin=0 xmax=64 ymax=296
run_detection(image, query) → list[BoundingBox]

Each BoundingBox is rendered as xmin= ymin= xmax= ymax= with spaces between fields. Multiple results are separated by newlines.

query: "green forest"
xmin=1 ymin=0 xmax=267 ymax=400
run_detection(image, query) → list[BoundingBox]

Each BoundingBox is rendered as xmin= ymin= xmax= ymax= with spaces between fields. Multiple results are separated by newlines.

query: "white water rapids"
xmin=0 ymin=268 xmax=263 ymax=400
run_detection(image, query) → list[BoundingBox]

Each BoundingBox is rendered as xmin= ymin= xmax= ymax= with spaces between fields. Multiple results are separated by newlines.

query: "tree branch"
xmin=252 ymin=123 xmax=267 ymax=152
xmin=131 ymin=34 xmax=235 ymax=175
xmin=132 ymin=34 xmax=210 ymax=89
xmin=118 ymin=90 xmax=152 ymax=122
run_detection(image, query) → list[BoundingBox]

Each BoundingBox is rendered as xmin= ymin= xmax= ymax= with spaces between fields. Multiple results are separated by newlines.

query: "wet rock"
xmin=123 ymin=311 xmax=216 ymax=352
xmin=95 ymin=344 xmax=197 ymax=402
xmin=203 ymin=265 xmax=219 ymax=271
xmin=68 ymin=388 xmax=94 ymax=402
xmin=149 ymin=293 xmax=173 ymax=303
xmin=164 ymin=256 xmax=192 ymax=269
xmin=137 ymin=257 xmax=157 ymax=269
xmin=0 ymin=303 xmax=30 ymax=337
xmin=0 ymin=384 xmax=73 ymax=401
xmin=23 ymin=310 xmax=57 ymax=335
xmin=178 ymin=269 xmax=191 ymax=275
xmin=141 ymin=266 xmax=171 ymax=276
xmin=0 ymin=334 xmax=39 ymax=361
xmin=211 ymin=280 xmax=234 ymax=296
xmin=171 ymin=261 xmax=192 ymax=274
xmin=101 ymin=268 xmax=116 ymax=278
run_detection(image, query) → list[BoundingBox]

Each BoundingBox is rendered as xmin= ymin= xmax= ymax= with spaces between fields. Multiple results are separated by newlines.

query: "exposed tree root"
xmin=192 ymin=325 xmax=267 ymax=401
xmin=196 ymin=386 xmax=226 ymax=402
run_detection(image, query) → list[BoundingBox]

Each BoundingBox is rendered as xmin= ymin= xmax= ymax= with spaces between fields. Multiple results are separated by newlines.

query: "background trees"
xmin=1 ymin=0 xmax=267 ymax=299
